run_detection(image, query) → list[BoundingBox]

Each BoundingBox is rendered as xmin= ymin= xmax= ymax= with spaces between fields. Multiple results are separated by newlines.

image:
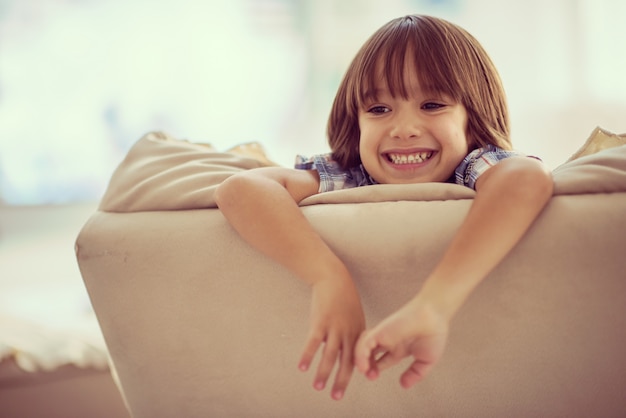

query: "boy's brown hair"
xmin=327 ymin=15 xmax=511 ymax=168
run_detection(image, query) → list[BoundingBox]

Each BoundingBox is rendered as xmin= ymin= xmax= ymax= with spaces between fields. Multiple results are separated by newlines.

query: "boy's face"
xmin=357 ymin=67 xmax=469 ymax=184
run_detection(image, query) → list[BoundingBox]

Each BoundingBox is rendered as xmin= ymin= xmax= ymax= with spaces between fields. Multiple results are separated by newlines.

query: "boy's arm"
xmin=355 ymin=156 xmax=554 ymax=387
xmin=215 ymin=167 xmax=324 ymax=280
xmin=214 ymin=167 xmax=365 ymax=400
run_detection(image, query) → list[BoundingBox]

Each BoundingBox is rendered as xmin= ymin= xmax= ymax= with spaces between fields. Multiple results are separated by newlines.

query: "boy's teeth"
xmin=388 ymin=152 xmax=433 ymax=164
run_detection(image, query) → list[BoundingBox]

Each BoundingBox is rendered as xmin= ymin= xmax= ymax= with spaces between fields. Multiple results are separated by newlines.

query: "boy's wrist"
xmin=414 ymin=276 xmax=471 ymax=321
xmin=299 ymin=253 xmax=353 ymax=288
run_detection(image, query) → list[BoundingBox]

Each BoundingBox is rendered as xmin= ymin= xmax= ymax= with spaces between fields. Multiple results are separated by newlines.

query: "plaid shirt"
xmin=295 ymin=145 xmax=524 ymax=193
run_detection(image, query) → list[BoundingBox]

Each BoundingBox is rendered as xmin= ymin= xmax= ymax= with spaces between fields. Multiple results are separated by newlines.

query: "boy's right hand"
xmin=298 ymin=275 xmax=365 ymax=401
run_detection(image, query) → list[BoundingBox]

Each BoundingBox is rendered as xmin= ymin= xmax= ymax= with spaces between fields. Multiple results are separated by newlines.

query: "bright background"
xmin=0 ymin=0 xmax=625 ymax=331
xmin=1 ymin=0 xmax=625 ymax=205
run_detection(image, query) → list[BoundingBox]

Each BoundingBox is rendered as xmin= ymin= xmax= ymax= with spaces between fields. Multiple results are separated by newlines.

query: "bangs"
xmin=352 ymin=17 xmax=464 ymax=109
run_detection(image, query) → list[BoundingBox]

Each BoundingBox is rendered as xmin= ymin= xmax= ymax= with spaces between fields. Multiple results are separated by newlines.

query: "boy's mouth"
xmin=386 ymin=151 xmax=434 ymax=165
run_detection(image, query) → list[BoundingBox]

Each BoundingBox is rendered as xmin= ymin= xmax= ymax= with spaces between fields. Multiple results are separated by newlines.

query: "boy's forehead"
xmin=361 ymin=68 xmax=436 ymax=101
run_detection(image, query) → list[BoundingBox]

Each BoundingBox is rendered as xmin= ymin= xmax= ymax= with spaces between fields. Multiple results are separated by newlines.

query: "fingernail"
xmin=298 ymin=363 xmax=308 ymax=372
xmin=332 ymin=390 xmax=344 ymax=400
xmin=314 ymin=381 xmax=325 ymax=391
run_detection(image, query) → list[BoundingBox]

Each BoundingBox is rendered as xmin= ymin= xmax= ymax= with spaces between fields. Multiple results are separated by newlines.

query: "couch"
xmin=76 ymin=128 xmax=626 ymax=417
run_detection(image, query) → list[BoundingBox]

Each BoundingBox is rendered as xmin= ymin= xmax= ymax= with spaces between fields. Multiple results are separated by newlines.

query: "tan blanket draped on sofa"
xmin=99 ymin=128 xmax=626 ymax=213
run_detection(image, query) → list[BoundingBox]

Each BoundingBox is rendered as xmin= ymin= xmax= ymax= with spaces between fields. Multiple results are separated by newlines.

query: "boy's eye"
xmin=422 ymin=102 xmax=445 ymax=110
xmin=367 ymin=106 xmax=390 ymax=114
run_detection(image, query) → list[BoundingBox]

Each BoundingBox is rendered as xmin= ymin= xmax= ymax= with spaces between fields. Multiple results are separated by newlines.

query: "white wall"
xmin=1 ymin=0 xmax=624 ymax=204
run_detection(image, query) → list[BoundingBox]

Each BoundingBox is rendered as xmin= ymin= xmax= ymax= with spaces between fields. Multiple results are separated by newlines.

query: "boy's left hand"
xmin=354 ymin=298 xmax=448 ymax=388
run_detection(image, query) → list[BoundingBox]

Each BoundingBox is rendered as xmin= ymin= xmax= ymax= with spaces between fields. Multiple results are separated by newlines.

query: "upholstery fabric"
xmin=77 ymin=129 xmax=626 ymax=417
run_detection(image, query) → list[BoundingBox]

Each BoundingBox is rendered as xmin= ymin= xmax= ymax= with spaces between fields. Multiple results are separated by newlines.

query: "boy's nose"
xmin=390 ymin=112 xmax=423 ymax=140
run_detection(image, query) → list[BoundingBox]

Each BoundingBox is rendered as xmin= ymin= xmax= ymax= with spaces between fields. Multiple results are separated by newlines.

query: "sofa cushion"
xmin=98 ymin=132 xmax=275 ymax=212
xmin=98 ymin=129 xmax=626 ymax=213
xmin=566 ymin=126 xmax=626 ymax=161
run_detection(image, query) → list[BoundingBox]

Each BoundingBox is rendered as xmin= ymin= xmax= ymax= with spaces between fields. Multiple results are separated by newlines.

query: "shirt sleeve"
xmin=454 ymin=145 xmax=525 ymax=190
xmin=295 ymin=154 xmax=350 ymax=193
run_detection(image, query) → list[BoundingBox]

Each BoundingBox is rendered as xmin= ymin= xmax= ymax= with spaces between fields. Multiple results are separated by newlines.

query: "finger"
xmin=330 ymin=340 xmax=355 ymax=400
xmin=399 ymin=360 xmax=434 ymax=389
xmin=371 ymin=346 xmax=388 ymax=362
xmin=372 ymin=348 xmax=404 ymax=373
xmin=354 ymin=332 xmax=379 ymax=373
xmin=364 ymin=346 xmax=389 ymax=380
xmin=313 ymin=336 xmax=340 ymax=391
xmin=298 ymin=333 xmax=324 ymax=372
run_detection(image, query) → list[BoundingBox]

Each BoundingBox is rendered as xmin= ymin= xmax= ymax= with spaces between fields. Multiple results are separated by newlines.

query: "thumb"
xmin=354 ymin=331 xmax=380 ymax=373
